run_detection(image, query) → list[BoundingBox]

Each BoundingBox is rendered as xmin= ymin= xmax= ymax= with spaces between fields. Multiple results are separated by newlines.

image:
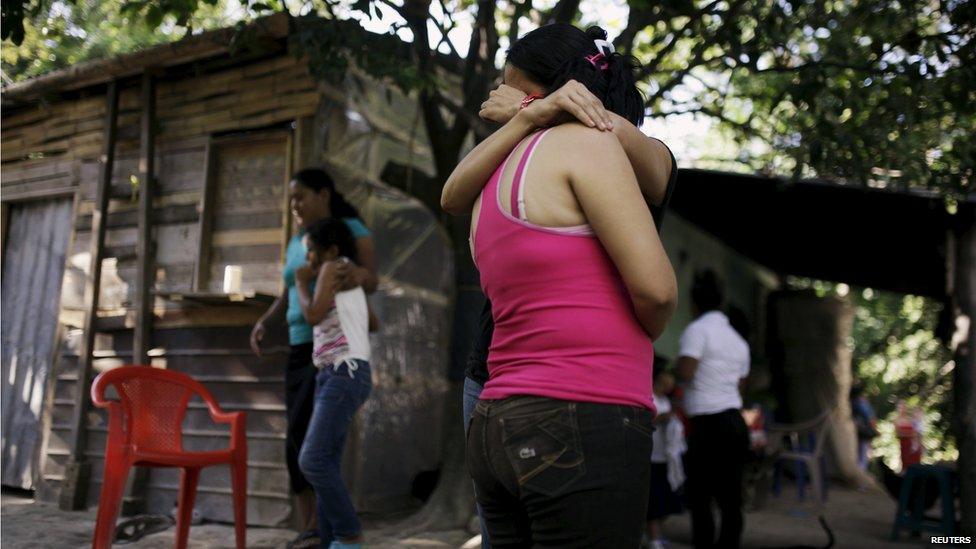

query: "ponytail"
xmin=292 ymin=168 xmax=362 ymax=221
xmin=507 ymin=24 xmax=645 ymax=126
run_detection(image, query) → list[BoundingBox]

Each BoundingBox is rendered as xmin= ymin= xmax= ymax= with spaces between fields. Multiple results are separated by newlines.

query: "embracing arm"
xmin=567 ymin=127 xmax=678 ymax=340
xmin=296 ymin=263 xmax=340 ymax=326
xmin=441 ymin=111 xmax=537 ymax=215
xmin=610 ymin=113 xmax=675 ymax=207
xmin=354 ymin=236 xmax=379 ymax=294
xmin=442 ymin=81 xmax=615 ymax=215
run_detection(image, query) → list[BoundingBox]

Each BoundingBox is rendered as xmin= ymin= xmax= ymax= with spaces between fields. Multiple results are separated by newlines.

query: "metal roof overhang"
xmin=670 ymin=168 xmax=975 ymax=297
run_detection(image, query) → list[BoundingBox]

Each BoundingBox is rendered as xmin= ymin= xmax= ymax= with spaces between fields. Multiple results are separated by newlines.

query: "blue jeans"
xmin=298 ymin=360 xmax=372 ymax=547
xmin=462 ymin=377 xmax=490 ymax=549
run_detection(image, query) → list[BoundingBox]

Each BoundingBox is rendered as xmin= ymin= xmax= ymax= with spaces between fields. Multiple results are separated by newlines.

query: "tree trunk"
xmin=395 ymin=216 xmax=484 ymax=534
xmin=953 ymin=220 xmax=976 ymax=536
xmin=395 ymin=380 xmax=475 ymax=535
xmin=768 ymin=290 xmax=871 ymax=486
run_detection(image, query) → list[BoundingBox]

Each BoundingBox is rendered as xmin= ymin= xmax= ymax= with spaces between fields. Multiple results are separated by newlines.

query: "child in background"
xmin=295 ymin=218 xmax=372 ymax=549
xmin=644 ymin=368 xmax=686 ymax=549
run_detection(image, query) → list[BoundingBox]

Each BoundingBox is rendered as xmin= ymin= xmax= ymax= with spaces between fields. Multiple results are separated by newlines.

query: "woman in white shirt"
xmin=676 ymin=270 xmax=750 ymax=549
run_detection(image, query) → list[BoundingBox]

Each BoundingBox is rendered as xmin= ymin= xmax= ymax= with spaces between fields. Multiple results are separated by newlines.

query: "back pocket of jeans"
xmin=500 ymin=405 xmax=585 ymax=497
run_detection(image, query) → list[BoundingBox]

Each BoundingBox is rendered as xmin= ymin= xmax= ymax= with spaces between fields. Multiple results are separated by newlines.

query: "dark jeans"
xmin=462 ymin=377 xmax=490 ymax=549
xmin=467 ymin=395 xmax=654 ymax=548
xmin=285 ymin=343 xmax=315 ymax=494
xmin=686 ymin=408 xmax=749 ymax=549
xmin=298 ymin=360 xmax=372 ymax=546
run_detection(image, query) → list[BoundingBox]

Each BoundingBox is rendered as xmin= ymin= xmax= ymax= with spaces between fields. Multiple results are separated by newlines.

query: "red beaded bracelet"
xmin=520 ymin=93 xmax=546 ymax=110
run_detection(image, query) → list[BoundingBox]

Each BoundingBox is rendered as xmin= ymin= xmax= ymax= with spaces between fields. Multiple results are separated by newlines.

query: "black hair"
xmin=507 ymin=24 xmax=645 ymax=126
xmin=306 ymin=218 xmax=359 ymax=264
xmin=292 ymin=168 xmax=361 ymax=220
xmin=691 ymin=269 xmax=724 ymax=313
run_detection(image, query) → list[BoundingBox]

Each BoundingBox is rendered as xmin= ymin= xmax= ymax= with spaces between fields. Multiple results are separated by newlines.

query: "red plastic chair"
xmin=90 ymin=365 xmax=247 ymax=549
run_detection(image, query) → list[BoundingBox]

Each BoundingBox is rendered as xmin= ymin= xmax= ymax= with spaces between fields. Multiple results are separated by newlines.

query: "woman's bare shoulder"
xmin=545 ymin=122 xmax=625 ymax=155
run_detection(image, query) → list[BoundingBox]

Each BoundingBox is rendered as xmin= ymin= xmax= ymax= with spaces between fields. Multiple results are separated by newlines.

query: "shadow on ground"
xmin=0 ymin=482 xmax=939 ymax=548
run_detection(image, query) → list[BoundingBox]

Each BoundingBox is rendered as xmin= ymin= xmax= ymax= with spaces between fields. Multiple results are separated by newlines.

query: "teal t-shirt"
xmin=284 ymin=217 xmax=370 ymax=345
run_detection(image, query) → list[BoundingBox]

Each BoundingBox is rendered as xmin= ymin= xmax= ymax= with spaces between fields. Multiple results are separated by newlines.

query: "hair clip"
xmin=593 ymin=38 xmax=615 ymax=55
xmin=585 ymin=53 xmax=609 ymax=70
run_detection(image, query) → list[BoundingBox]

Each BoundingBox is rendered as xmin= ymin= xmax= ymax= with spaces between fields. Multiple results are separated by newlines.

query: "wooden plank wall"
xmin=10 ymin=54 xmax=321 ymax=526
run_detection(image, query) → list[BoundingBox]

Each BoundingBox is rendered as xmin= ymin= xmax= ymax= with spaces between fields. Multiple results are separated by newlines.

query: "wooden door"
xmin=1 ymin=198 xmax=74 ymax=489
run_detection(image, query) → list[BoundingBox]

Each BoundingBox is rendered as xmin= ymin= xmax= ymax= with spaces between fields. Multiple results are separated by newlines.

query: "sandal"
xmin=287 ymin=529 xmax=321 ymax=549
xmin=114 ymin=514 xmax=175 ymax=544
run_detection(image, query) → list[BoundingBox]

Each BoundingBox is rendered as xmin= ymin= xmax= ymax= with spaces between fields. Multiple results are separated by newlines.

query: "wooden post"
xmin=60 ymin=81 xmax=119 ymax=511
xmin=133 ymin=70 xmax=157 ymax=366
xmin=194 ymin=139 xmax=216 ymax=292
xmin=952 ymin=214 xmax=976 ymax=537
xmin=122 ymin=70 xmax=158 ymax=515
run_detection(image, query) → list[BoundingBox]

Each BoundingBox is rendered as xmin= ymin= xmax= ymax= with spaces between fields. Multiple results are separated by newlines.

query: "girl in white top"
xmin=296 ymin=222 xmax=371 ymax=370
xmin=645 ymin=369 xmax=686 ymax=549
xmin=294 ymin=217 xmax=372 ymax=548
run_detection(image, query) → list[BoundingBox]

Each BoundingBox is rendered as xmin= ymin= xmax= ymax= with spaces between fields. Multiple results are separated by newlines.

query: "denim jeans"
xmin=467 ymin=395 xmax=654 ymax=548
xmin=462 ymin=377 xmax=490 ymax=548
xmin=298 ymin=360 xmax=372 ymax=547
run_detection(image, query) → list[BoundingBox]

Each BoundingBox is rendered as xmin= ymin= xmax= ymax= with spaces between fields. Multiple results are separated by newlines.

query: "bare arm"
xmin=296 ymin=263 xmax=341 ymax=326
xmin=610 ymin=112 xmax=674 ymax=207
xmin=567 ymin=127 xmax=678 ymax=340
xmin=354 ymin=236 xmax=379 ymax=294
xmin=250 ymin=294 xmax=286 ymax=356
xmin=441 ymin=111 xmax=537 ymax=214
xmin=260 ymin=294 xmax=287 ymax=326
xmin=442 ymin=81 xmax=614 ymax=215
xmin=676 ymin=356 xmax=699 ymax=382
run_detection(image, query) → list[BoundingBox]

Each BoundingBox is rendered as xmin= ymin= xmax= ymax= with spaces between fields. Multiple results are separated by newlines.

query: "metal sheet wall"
xmin=1 ymin=198 xmax=74 ymax=489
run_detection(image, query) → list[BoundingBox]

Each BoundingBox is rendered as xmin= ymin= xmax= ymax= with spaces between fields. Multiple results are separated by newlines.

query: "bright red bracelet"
xmin=520 ymin=93 xmax=546 ymax=110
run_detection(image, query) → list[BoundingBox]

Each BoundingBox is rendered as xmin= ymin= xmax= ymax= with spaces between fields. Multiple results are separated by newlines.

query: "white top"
xmin=678 ymin=311 xmax=750 ymax=416
xmin=650 ymin=393 xmax=687 ymax=490
xmin=651 ymin=394 xmax=672 ymax=463
xmin=312 ymin=285 xmax=371 ymax=368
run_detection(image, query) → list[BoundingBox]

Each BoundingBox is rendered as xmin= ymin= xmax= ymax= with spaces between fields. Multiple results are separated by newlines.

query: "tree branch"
xmin=447 ymin=0 xmax=498 ymax=158
xmin=613 ymin=2 xmax=655 ymax=54
xmin=508 ymin=0 xmax=532 ymax=47
xmin=545 ymin=0 xmax=580 ymax=24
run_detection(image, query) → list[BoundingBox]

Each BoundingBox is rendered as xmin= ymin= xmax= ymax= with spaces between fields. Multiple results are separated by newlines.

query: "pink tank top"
xmin=474 ymin=129 xmax=655 ymax=411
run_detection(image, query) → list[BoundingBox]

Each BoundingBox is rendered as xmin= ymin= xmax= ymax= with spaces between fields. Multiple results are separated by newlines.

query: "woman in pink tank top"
xmin=445 ymin=23 xmax=678 ymax=549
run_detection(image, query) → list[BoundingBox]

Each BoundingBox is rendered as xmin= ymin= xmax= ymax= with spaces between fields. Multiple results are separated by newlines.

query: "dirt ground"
xmin=0 ymin=483 xmax=958 ymax=548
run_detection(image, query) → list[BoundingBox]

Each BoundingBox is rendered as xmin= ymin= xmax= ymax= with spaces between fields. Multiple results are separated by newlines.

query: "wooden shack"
xmin=1 ymin=13 xmax=454 ymax=525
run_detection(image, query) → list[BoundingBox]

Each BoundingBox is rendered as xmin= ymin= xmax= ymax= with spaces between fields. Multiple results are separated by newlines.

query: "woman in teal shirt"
xmin=250 ymin=168 xmax=376 ymax=549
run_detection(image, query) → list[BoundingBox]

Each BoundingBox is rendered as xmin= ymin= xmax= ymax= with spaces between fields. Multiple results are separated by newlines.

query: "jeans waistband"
xmin=689 ymin=408 xmax=741 ymax=421
xmin=474 ymin=395 xmax=653 ymax=420
xmin=323 ymin=358 xmax=370 ymax=379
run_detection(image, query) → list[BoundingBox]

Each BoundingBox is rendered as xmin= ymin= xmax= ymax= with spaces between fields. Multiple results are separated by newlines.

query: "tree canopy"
xmin=4 ymin=0 xmax=973 ymax=198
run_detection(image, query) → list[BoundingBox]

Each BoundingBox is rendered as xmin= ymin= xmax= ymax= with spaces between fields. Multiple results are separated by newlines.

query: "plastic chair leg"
xmin=92 ymin=459 xmax=132 ymax=549
xmin=891 ymin=468 xmax=917 ymax=540
xmin=795 ymin=458 xmax=806 ymax=500
xmin=175 ymin=468 xmax=201 ymax=549
xmin=806 ymin=458 xmax=823 ymax=505
xmin=772 ymin=461 xmax=782 ymax=496
xmin=939 ymin=473 xmax=955 ymax=536
xmin=231 ymin=460 xmax=247 ymax=549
